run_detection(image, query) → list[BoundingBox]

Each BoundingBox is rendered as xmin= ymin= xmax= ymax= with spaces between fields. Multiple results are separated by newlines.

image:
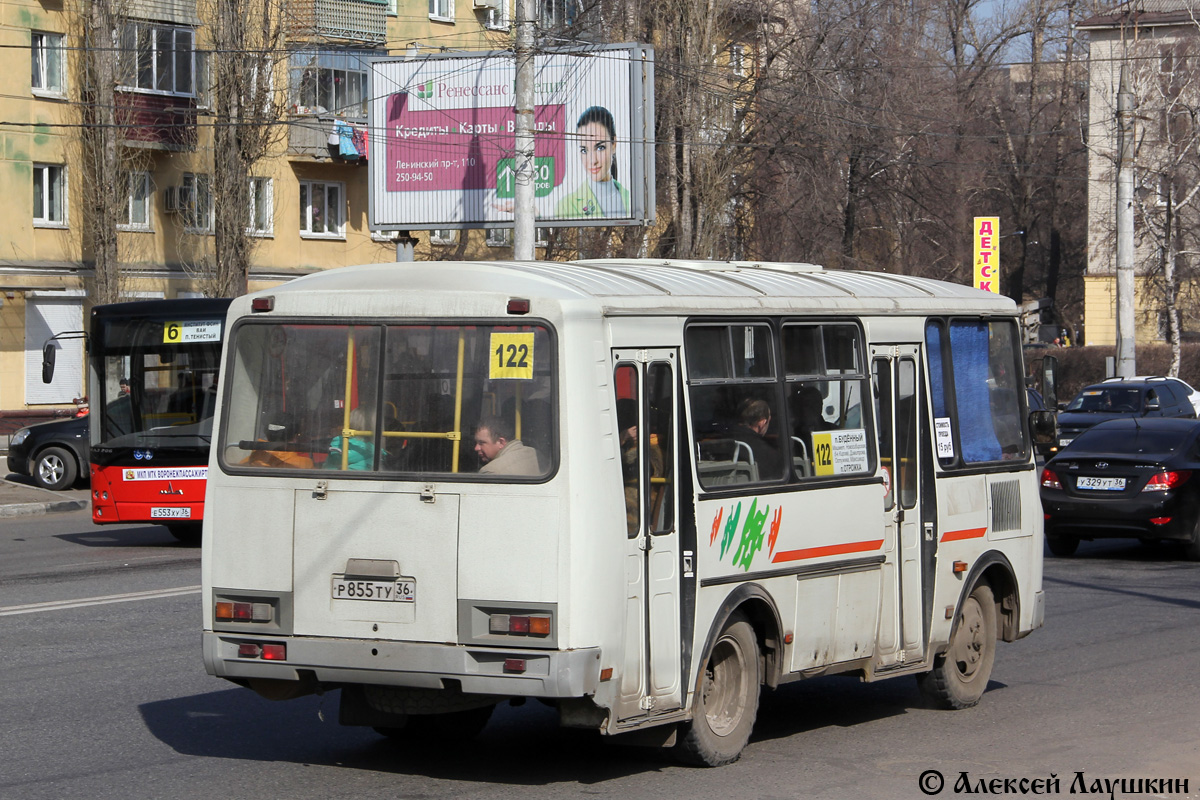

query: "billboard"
xmin=973 ymin=216 xmax=1000 ymax=293
xmin=369 ymin=45 xmax=655 ymax=230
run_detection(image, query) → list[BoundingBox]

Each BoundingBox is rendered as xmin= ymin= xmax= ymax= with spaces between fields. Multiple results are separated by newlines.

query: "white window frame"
xmin=299 ymin=180 xmax=346 ymax=239
xmin=118 ymin=171 xmax=153 ymax=231
xmin=485 ymin=228 xmax=512 ymax=247
xmin=430 ymin=0 xmax=455 ymax=22
xmin=729 ymin=44 xmax=746 ymax=77
xmin=181 ymin=172 xmax=213 ymax=233
xmin=31 ymin=31 xmax=66 ymax=97
xmin=33 ymin=164 xmax=67 ymax=227
xmin=387 ymin=0 xmax=398 ymax=14
xmin=485 ymin=1 xmax=510 ymax=30
xmin=535 ymin=227 xmax=552 ymax=247
xmin=248 ymin=177 xmax=274 ymax=236
xmin=431 ymin=229 xmax=459 ymax=245
xmin=119 ymin=22 xmax=196 ymax=97
xmin=291 ymin=51 xmax=369 ymax=118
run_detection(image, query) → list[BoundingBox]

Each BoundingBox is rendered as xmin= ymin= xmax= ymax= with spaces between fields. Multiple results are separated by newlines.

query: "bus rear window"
xmin=221 ymin=321 xmax=555 ymax=478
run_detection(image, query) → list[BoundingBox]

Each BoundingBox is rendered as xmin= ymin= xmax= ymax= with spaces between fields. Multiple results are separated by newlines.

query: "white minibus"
xmin=202 ymin=259 xmax=1044 ymax=765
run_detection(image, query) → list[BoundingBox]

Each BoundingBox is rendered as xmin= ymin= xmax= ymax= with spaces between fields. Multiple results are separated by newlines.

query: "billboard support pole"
xmin=513 ymin=0 xmax=537 ymax=260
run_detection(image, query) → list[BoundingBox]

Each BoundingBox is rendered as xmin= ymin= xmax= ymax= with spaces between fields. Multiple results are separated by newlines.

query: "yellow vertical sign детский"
xmin=973 ymin=217 xmax=1000 ymax=293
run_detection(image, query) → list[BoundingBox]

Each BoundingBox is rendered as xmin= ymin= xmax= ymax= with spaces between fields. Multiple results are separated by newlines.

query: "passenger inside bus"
xmin=327 ymin=407 xmax=378 ymax=470
xmin=617 ymin=398 xmax=663 ymax=533
xmin=246 ymin=412 xmax=315 ymax=470
xmin=474 ymin=416 xmax=541 ymax=476
xmin=730 ymin=398 xmax=782 ymax=478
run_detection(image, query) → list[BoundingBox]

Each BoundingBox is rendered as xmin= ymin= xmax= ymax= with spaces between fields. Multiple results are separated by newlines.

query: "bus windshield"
xmin=92 ymin=314 xmax=224 ymax=451
xmin=220 ymin=321 xmax=555 ymax=477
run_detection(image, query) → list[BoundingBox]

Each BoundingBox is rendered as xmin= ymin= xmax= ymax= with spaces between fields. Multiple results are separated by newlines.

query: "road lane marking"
xmin=0 ymin=585 xmax=201 ymax=616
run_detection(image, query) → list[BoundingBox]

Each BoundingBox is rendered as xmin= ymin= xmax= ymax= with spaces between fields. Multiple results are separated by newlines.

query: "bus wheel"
xmin=1046 ymin=536 xmax=1078 ymax=557
xmin=675 ymin=613 xmax=760 ymax=767
xmin=917 ymin=583 xmax=996 ymax=710
xmin=166 ymin=523 xmax=202 ymax=545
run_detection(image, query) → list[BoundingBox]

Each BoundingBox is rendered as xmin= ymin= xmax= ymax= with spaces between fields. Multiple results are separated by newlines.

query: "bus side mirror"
xmin=42 ymin=343 xmax=56 ymax=384
xmin=1041 ymin=355 xmax=1058 ymax=410
xmin=1029 ymin=410 xmax=1056 ymax=443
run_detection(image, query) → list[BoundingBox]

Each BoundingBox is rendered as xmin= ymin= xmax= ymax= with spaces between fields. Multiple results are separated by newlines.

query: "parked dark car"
xmin=1040 ymin=417 xmax=1200 ymax=559
xmin=1053 ymin=377 xmax=1196 ymax=454
xmin=6 ymin=415 xmax=89 ymax=490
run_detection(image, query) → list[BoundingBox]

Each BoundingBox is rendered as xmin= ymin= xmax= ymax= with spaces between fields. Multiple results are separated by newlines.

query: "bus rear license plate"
xmin=331 ymin=578 xmax=415 ymax=603
xmin=151 ymin=507 xmax=192 ymax=518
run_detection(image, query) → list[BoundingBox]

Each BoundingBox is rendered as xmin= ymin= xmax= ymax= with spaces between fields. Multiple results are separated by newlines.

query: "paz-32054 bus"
xmin=202 ymin=259 xmax=1044 ymax=765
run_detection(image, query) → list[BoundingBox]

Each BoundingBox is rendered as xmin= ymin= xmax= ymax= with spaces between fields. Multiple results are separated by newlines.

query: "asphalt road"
xmin=2 ymin=509 xmax=1199 ymax=800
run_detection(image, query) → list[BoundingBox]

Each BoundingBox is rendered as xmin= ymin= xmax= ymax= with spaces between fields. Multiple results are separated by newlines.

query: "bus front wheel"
xmin=917 ymin=583 xmax=997 ymax=709
xmin=675 ymin=613 xmax=760 ymax=767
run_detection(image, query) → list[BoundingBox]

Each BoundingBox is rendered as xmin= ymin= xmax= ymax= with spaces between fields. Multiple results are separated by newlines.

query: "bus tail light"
xmin=236 ymin=642 xmax=286 ymax=660
xmin=215 ymin=601 xmax=273 ymax=623
xmin=489 ymin=613 xmax=551 ymax=637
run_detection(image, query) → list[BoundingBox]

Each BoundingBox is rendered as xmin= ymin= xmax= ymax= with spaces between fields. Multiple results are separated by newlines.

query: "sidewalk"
xmin=0 ymin=476 xmax=89 ymax=518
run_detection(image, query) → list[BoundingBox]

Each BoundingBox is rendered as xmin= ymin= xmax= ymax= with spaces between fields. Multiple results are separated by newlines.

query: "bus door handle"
xmin=638 ymin=536 xmax=652 ymax=552
xmin=313 ymin=480 xmax=328 ymax=500
xmin=923 ymin=522 xmax=934 ymax=541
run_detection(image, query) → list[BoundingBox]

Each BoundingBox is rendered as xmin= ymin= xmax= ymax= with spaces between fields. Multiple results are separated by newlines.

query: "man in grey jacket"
xmin=474 ymin=417 xmax=541 ymax=476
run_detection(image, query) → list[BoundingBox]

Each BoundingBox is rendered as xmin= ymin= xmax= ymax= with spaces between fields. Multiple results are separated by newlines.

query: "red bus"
xmin=87 ymin=298 xmax=231 ymax=543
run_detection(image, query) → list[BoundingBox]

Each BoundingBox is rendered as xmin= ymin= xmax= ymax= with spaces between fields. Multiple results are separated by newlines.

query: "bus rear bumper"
xmin=203 ymin=631 xmax=601 ymax=698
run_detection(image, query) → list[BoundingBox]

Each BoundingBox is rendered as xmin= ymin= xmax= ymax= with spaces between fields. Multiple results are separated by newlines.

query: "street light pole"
xmin=1116 ymin=63 xmax=1136 ymax=377
xmin=513 ymin=0 xmax=537 ymax=260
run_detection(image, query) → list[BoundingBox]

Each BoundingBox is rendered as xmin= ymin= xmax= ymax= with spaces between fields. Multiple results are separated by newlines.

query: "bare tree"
xmin=72 ymin=0 xmax=143 ymax=304
xmin=198 ymin=0 xmax=289 ymax=298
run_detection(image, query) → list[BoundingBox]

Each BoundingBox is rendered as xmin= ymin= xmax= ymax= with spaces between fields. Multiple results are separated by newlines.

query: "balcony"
xmin=117 ymin=92 xmax=197 ymax=150
xmin=287 ymin=0 xmax=387 ymax=45
xmin=287 ymin=115 xmax=367 ymax=161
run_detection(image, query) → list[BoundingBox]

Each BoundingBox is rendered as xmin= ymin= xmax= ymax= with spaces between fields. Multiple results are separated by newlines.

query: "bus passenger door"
xmin=871 ymin=346 xmax=926 ymax=665
xmin=613 ymin=351 xmax=682 ymax=721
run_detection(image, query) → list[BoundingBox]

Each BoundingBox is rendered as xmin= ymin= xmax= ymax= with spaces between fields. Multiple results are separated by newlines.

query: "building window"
xmin=120 ymin=172 xmax=152 ymax=230
xmin=387 ymin=0 xmax=398 ymax=13
xmin=300 ymin=181 xmax=345 ymax=237
xmin=538 ymin=0 xmax=575 ymax=28
xmin=291 ymin=51 xmax=369 ymax=117
xmin=486 ymin=228 xmax=513 ymax=247
xmin=484 ymin=0 xmax=509 ymax=29
xmin=31 ymin=32 xmax=65 ymax=95
xmin=119 ymin=22 xmax=195 ymax=96
xmin=248 ymin=177 xmax=273 ymax=235
xmin=431 ymin=229 xmax=459 ymax=245
xmin=430 ymin=0 xmax=454 ymax=21
xmin=536 ymin=227 xmax=552 ymax=247
xmin=33 ymin=164 xmax=66 ymax=226
xmin=181 ymin=173 xmax=212 ymax=232
xmin=729 ymin=44 xmax=746 ymax=77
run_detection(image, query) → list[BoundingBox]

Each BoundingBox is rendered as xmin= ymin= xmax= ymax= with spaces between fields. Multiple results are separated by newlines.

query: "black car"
xmin=1040 ymin=417 xmax=1200 ymax=559
xmin=6 ymin=415 xmax=89 ymax=490
xmin=1053 ymin=377 xmax=1196 ymax=455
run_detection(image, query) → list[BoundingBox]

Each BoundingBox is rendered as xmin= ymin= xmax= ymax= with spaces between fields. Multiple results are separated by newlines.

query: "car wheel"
xmin=1046 ymin=536 xmax=1078 ymax=557
xmin=674 ymin=612 xmax=760 ymax=767
xmin=33 ymin=446 xmax=77 ymax=491
xmin=917 ymin=583 xmax=997 ymax=709
xmin=1183 ymin=516 xmax=1200 ymax=562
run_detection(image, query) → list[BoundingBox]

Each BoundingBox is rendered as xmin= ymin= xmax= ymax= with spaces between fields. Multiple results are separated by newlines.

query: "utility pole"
xmin=513 ymin=0 xmax=537 ymax=260
xmin=1115 ymin=63 xmax=1136 ymax=377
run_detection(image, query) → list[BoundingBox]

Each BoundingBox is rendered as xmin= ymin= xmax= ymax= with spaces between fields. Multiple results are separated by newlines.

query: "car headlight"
xmin=10 ymin=428 xmax=29 ymax=447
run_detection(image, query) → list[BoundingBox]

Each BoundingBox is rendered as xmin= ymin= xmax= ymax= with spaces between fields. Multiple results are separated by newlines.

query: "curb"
xmin=0 ymin=499 xmax=89 ymax=518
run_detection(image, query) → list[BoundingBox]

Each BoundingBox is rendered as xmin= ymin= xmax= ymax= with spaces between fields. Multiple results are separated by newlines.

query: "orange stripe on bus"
xmin=941 ymin=527 xmax=987 ymax=542
xmin=771 ymin=539 xmax=884 ymax=563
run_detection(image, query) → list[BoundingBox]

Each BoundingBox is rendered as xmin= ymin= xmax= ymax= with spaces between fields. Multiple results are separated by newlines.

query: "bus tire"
xmin=1046 ymin=536 xmax=1078 ymax=557
xmin=166 ymin=523 xmax=202 ymax=545
xmin=917 ymin=583 xmax=996 ymax=710
xmin=33 ymin=446 xmax=76 ymax=491
xmin=675 ymin=613 xmax=760 ymax=767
